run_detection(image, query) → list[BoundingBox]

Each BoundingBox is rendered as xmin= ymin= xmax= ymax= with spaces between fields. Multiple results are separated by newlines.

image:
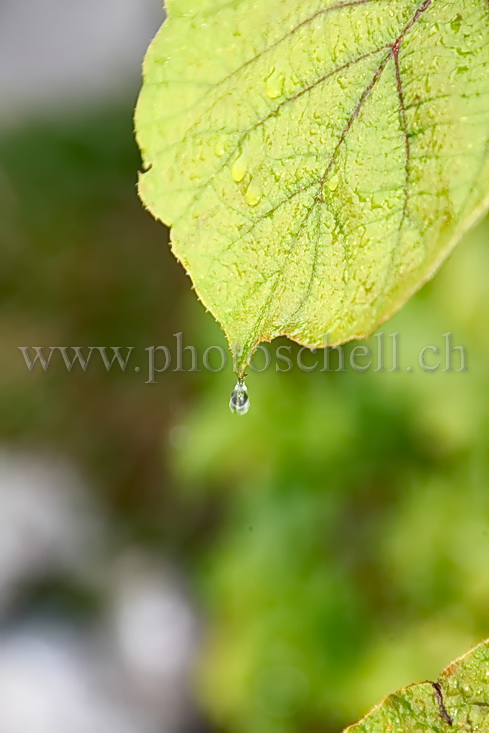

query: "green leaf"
xmin=348 ymin=638 xmax=489 ymax=733
xmin=136 ymin=0 xmax=489 ymax=374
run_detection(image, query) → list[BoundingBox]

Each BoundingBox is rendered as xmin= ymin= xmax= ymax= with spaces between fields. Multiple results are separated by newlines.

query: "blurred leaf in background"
xmin=172 ymin=219 xmax=489 ymax=733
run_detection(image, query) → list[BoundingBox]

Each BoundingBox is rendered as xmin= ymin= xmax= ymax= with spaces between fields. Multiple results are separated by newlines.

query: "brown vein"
xmin=240 ymin=0 xmax=434 ymax=353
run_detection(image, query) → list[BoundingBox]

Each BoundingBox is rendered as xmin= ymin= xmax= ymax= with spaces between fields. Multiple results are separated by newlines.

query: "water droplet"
xmin=232 ymin=152 xmax=247 ymax=182
xmin=327 ymin=174 xmax=339 ymax=191
xmin=214 ymin=136 xmax=226 ymax=157
xmin=229 ymin=378 xmax=250 ymax=415
xmin=245 ymin=179 xmax=262 ymax=206
xmin=265 ymin=68 xmax=284 ymax=99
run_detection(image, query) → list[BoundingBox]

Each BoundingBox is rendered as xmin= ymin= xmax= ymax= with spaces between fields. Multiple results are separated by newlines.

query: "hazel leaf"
xmin=136 ymin=0 xmax=489 ymax=374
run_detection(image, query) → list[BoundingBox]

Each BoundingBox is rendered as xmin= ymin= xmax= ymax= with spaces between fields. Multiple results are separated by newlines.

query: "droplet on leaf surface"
xmin=231 ymin=152 xmax=247 ymax=182
xmin=327 ymin=174 xmax=340 ymax=192
xmin=245 ymin=178 xmax=262 ymax=206
xmin=265 ymin=68 xmax=284 ymax=99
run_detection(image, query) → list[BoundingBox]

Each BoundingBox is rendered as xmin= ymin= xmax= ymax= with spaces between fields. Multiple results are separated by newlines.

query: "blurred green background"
xmin=1 ymin=4 xmax=489 ymax=733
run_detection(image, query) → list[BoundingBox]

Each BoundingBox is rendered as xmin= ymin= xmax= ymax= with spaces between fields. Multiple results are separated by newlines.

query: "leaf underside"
xmin=136 ymin=0 xmax=489 ymax=374
xmin=347 ymin=638 xmax=489 ymax=733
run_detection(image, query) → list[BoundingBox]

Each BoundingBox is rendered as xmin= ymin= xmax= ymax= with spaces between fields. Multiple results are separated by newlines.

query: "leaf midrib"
xmin=224 ymin=0 xmax=436 ymax=368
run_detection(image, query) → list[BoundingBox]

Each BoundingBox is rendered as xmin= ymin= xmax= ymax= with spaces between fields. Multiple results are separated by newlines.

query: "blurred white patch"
xmin=0 ymin=450 xmax=102 ymax=611
xmin=0 ymin=626 xmax=160 ymax=733
xmin=0 ymin=450 xmax=202 ymax=732
xmin=108 ymin=553 xmax=200 ymax=724
xmin=0 ymin=0 xmax=162 ymax=121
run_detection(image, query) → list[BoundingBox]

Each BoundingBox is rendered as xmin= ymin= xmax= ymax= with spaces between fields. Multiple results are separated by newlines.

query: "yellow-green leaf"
xmin=348 ymin=638 xmax=489 ymax=733
xmin=136 ymin=0 xmax=489 ymax=374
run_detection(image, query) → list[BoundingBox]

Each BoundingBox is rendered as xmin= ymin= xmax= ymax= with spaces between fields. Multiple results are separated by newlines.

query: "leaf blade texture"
xmin=136 ymin=0 xmax=489 ymax=374
xmin=347 ymin=638 xmax=489 ymax=733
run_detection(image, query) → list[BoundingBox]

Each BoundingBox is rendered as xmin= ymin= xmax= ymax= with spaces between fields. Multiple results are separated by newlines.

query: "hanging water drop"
xmin=229 ymin=378 xmax=250 ymax=415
